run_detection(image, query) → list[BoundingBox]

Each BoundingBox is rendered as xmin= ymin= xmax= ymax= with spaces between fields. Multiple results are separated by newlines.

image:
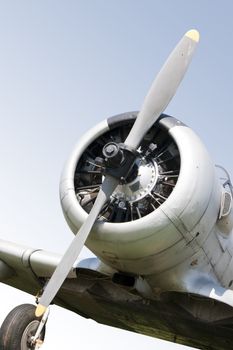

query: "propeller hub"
xmin=102 ymin=142 xmax=138 ymax=181
xmin=104 ymin=143 xmax=118 ymax=156
xmin=102 ymin=142 xmax=124 ymax=167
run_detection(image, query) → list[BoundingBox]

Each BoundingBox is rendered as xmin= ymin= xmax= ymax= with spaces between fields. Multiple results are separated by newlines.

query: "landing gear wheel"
xmin=0 ymin=304 xmax=46 ymax=350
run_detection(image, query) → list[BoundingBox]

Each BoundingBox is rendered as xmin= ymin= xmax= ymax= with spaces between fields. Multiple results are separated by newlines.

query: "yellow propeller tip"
xmin=185 ymin=29 xmax=200 ymax=42
xmin=35 ymin=304 xmax=47 ymax=317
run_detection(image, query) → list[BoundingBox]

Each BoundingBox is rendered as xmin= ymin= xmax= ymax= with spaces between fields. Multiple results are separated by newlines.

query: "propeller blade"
xmin=36 ymin=29 xmax=199 ymax=317
xmin=35 ymin=175 xmax=118 ymax=317
xmin=124 ymin=29 xmax=199 ymax=150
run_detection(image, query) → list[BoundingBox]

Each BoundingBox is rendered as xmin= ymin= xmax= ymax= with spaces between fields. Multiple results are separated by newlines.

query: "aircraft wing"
xmin=0 ymin=239 xmax=66 ymax=296
xmin=1 ymin=238 xmax=233 ymax=350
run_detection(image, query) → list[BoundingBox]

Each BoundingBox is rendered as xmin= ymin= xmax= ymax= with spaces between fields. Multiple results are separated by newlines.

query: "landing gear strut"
xmin=0 ymin=304 xmax=46 ymax=349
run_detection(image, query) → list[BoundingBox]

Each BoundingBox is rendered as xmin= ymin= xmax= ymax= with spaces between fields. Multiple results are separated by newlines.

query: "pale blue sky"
xmin=0 ymin=1 xmax=233 ymax=349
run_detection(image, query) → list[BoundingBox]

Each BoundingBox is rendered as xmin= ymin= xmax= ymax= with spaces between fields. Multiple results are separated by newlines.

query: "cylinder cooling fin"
xmin=74 ymin=113 xmax=180 ymax=223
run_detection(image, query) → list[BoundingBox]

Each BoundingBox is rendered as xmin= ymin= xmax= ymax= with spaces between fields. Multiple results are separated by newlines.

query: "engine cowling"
xmin=60 ymin=112 xmax=222 ymax=275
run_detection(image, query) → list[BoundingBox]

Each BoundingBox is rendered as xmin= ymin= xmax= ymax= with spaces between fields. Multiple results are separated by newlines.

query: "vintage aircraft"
xmin=1 ymin=29 xmax=233 ymax=350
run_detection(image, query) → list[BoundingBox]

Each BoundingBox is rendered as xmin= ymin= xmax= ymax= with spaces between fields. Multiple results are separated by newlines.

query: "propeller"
xmin=35 ymin=29 xmax=199 ymax=317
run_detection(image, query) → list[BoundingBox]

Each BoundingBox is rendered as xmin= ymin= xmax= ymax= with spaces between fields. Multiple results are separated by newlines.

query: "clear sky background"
xmin=0 ymin=1 xmax=233 ymax=349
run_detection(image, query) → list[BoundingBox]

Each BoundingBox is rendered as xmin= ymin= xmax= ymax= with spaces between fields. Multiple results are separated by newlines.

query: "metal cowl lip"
xmin=60 ymin=112 xmax=217 ymax=267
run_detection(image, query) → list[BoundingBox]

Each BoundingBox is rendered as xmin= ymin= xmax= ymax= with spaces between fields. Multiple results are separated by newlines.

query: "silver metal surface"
xmin=112 ymin=158 xmax=158 ymax=203
xmin=21 ymin=320 xmax=41 ymax=350
xmin=30 ymin=308 xmax=49 ymax=348
xmin=39 ymin=175 xmax=118 ymax=309
xmin=124 ymin=33 xmax=199 ymax=150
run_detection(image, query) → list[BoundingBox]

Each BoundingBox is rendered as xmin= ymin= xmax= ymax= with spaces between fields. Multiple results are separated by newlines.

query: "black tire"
xmin=0 ymin=304 xmax=46 ymax=350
